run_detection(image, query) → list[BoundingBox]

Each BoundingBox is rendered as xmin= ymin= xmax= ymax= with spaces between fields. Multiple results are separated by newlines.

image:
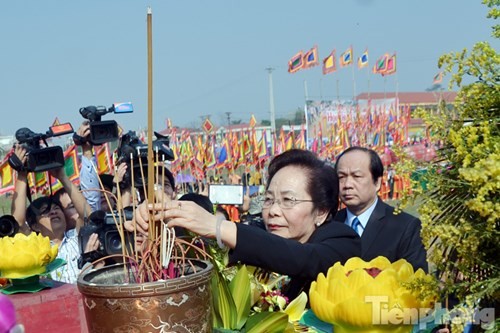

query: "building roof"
xmin=355 ymin=91 xmax=457 ymax=104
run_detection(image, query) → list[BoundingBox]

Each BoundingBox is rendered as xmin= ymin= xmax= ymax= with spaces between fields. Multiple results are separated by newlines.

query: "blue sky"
xmin=0 ymin=0 xmax=497 ymax=136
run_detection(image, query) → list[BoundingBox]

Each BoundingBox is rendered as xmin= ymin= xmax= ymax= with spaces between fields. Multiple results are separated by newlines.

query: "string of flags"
xmin=288 ymin=45 xmax=398 ymax=76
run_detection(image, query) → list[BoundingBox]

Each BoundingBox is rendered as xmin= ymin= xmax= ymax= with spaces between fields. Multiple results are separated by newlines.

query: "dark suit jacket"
xmin=333 ymin=199 xmax=428 ymax=272
xmin=229 ymin=221 xmax=361 ymax=300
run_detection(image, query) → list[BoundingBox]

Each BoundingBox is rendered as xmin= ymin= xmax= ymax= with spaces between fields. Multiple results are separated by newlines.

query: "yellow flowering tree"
xmin=415 ymin=1 xmax=499 ymax=331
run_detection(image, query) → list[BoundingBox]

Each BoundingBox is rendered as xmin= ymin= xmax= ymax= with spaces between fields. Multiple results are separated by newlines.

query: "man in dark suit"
xmin=334 ymin=146 xmax=428 ymax=272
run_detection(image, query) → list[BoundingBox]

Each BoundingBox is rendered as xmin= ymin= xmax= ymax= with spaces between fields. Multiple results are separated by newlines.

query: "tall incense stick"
xmin=147 ymin=7 xmax=155 ymax=239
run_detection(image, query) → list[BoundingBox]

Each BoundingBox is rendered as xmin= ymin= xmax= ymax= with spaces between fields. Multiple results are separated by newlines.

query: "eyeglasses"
xmin=260 ymin=197 xmax=314 ymax=209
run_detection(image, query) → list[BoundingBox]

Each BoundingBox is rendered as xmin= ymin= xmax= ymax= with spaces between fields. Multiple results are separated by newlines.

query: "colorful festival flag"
xmin=202 ymin=118 xmax=214 ymax=133
xmin=433 ymin=72 xmax=443 ymax=84
xmin=322 ymin=50 xmax=336 ymax=75
xmin=372 ymin=54 xmax=389 ymax=74
xmin=64 ymin=145 xmax=80 ymax=184
xmin=382 ymin=53 xmax=397 ymax=76
xmin=0 ymin=159 xmax=14 ymax=195
xmin=303 ymin=45 xmax=319 ymax=69
xmin=96 ymin=143 xmax=112 ymax=174
xmin=216 ymin=139 xmax=229 ymax=168
xmin=117 ymin=124 xmax=124 ymax=138
xmin=288 ymin=51 xmax=304 ymax=73
xmin=358 ymin=49 xmax=369 ymax=69
xmin=339 ymin=46 xmax=353 ymax=67
xmin=249 ymin=114 xmax=257 ymax=128
xmin=257 ymin=132 xmax=269 ymax=161
xmin=205 ymin=139 xmax=216 ymax=170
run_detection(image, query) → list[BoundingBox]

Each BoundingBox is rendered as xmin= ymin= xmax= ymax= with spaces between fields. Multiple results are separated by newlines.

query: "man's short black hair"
xmin=335 ymin=146 xmax=384 ymax=184
xmin=26 ymin=196 xmax=63 ymax=229
xmin=99 ymin=174 xmax=115 ymax=192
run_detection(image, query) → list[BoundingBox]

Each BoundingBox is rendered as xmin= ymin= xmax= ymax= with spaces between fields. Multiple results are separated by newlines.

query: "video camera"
xmin=78 ymin=209 xmax=134 ymax=268
xmin=0 ymin=215 xmax=20 ymax=238
xmin=116 ymin=130 xmax=175 ymax=189
xmin=77 ymin=102 xmax=133 ymax=145
xmin=9 ymin=123 xmax=74 ymax=173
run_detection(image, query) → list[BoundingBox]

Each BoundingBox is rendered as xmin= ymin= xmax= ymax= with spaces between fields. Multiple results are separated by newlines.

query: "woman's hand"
xmin=132 ymin=198 xmax=238 ymax=248
xmin=159 ymin=200 xmax=218 ymax=238
xmin=134 ymin=199 xmax=218 ymax=238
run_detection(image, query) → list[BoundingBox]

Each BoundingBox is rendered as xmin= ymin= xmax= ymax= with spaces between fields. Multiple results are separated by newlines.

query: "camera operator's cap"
xmin=99 ymin=174 xmax=114 ymax=192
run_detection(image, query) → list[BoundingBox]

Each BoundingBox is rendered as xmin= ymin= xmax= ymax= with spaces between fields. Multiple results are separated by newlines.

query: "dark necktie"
xmin=352 ymin=217 xmax=362 ymax=235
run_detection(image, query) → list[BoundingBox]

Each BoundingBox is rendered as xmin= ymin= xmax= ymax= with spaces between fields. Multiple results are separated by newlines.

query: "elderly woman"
xmin=135 ymin=149 xmax=360 ymax=299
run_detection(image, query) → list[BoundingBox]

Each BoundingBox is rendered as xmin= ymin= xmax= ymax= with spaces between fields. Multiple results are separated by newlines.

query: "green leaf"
xmin=228 ymin=265 xmax=252 ymax=330
xmin=211 ymin=269 xmax=238 ymax=329
xmin=245 ymin=311 xmax=289 ymax=333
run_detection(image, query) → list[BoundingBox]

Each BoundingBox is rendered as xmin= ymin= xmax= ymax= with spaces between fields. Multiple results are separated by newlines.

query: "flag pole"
xmin=336 ymin=79 xmax=340 ymax=102
xmin=352 ymin=62 xmax=356 ymax=100
xmin=395 ymin=71 xmax=400 ymax=119
xmin=266 ymin=67 xmax=276 ymax=134
xmin=383 ymin=76 xmax=387 ymax=100
xmin=367 ymin=51 xmax=371 ymax=100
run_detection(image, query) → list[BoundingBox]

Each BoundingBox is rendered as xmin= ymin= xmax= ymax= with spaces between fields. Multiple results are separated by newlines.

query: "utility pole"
xmin=225 ymin=112 xmax=232 ymax=126
xmin=266 ymin=67 xmax=276 ymax=133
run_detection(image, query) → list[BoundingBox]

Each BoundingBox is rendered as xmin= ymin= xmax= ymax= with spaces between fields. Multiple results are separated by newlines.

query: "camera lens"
xmin=105 ymin=231 xmax=122 ymax=255
xmin=0 ymin=215 xmax=20 ymax=238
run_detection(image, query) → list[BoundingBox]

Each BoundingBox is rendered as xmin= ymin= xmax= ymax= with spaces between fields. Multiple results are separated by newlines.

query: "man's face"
xmin=336 ymin=150 xmax=381 ymax=215
xmin=153 ymin=180 xmax=175 ymax=201
xmin=35 ymin=202 xmax=67 ymax=236
xmin=101 ymin=186 xmax=116 ymax=212
xmin=58 ymin=192 xmax=78 ymax=230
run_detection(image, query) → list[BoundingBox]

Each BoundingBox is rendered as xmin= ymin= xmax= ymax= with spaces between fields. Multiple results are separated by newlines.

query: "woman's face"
xmin=262 ymin=165 xmax=323 ymax=243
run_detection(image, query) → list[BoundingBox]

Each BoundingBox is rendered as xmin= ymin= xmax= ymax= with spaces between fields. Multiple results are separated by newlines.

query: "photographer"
xmin=10 ymin=144 xmax=93 ymax=283
xmin=75 ymin=121 xmax=107 ymax=212
xmin=75 ymin=121 xmax=132 ymax=212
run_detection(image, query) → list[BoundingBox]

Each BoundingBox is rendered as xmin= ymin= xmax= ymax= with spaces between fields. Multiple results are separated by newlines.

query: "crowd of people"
xmin=1 ymin=123 xmax=432 ymax=331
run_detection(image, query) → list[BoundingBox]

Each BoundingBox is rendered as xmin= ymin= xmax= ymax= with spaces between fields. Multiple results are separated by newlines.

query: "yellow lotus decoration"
xmin=309 ymin=256 xmax=438 ymax=333
xmin=0 ymin=233 xmax=58 ymax=279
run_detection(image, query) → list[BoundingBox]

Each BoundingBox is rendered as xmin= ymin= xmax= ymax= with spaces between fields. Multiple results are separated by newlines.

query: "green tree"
xmin=415 ymin=2 xmax=499 ymax=331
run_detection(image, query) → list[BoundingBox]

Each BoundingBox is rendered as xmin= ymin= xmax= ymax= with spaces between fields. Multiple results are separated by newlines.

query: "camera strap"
xmin=8 ymin=153 xmax=27 ymax=172
xmin=72 ymin=132 xmax=86 ymax=146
